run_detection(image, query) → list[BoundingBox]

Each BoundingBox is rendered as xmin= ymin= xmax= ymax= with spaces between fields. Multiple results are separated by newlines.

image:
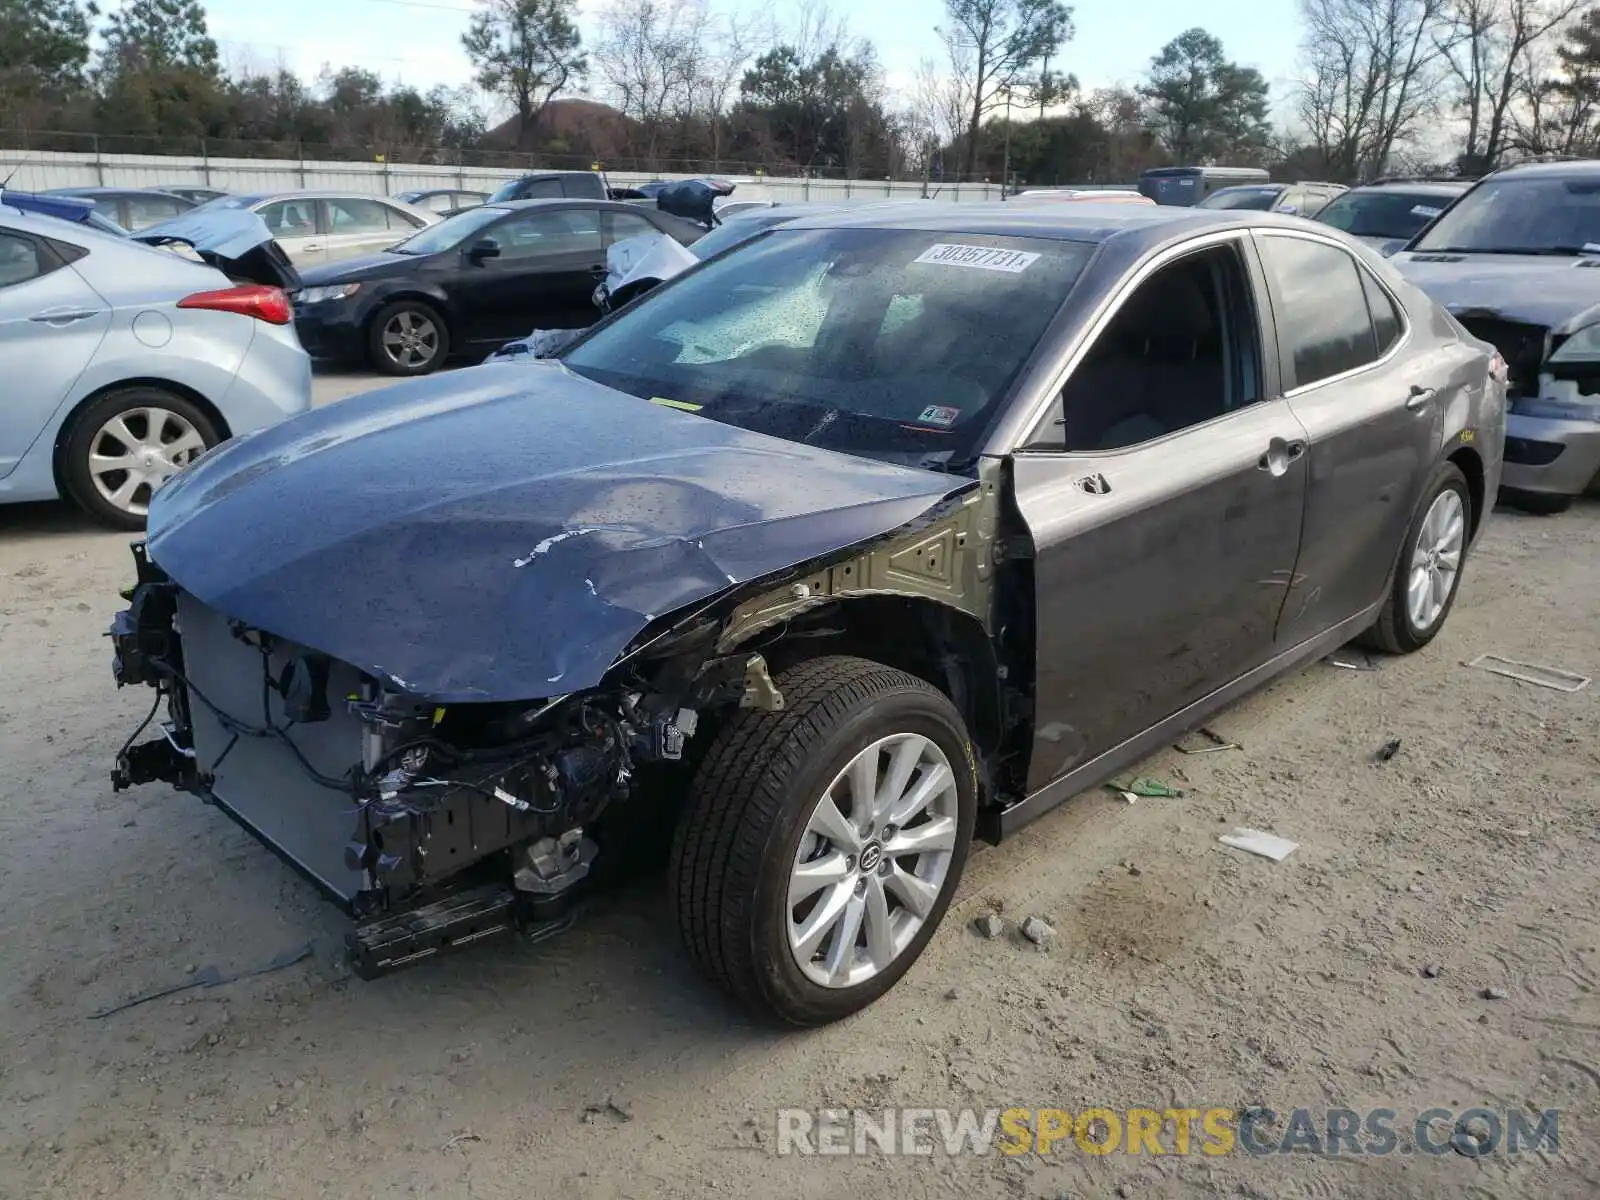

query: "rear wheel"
xmin=60 ymin=387 xmax=219 ymax=530
xmin=670 ymin=655 xmax=977 ymax=1026
xmin=1360 ymin=462 xmax=1471 ymax=654
xmin=368 ymin=300 xmax=448 ymax=375
xmin=1500 ymin=487 xmax=1573 ymax=516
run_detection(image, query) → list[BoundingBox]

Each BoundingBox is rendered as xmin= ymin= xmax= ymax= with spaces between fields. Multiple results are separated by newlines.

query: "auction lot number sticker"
xmin=914 ymin=243 xmax=1041 ymax=273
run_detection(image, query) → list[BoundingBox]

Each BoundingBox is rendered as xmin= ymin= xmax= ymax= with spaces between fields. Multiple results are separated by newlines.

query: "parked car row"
xmin=6 ymin=159 xmax=1597 ymax=528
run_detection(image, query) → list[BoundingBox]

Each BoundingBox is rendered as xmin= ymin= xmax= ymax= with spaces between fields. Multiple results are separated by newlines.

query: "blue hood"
xmin=133 ymin=208 xmax=300 ymax=290
xmin=1391 ymin=251 xmax=1600 ymax=333
xmin=145 ymin=364 xmax=970 ymax=702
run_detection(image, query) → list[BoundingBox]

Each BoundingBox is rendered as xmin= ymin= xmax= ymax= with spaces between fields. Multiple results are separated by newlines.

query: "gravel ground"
xmin=2 ymin=370 xmax=1597 ymax=1198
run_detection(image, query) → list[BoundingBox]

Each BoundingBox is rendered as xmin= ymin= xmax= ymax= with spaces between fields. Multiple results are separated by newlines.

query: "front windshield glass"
xmin=1316 ymin=189 xmax=1456 ymax=239
xmin=563 ymin=227 xmax=1092 ymax=467
xmin=1414 ymin=175 xmax=1600 ymax=253
xmin=391 ymin=205 xmax=506 ymax=254
xmin=1198 ymin=187 xmax=1280 ymax=211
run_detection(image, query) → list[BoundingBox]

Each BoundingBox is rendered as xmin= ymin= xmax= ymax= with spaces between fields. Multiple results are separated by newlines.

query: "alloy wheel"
xmin=787 ymin=732 xmax=961 ymax=989
xmin=1407 ymin=488 xmax=1466 ymax=632
xmin=381 ymin=310 xmax=440 ymax=370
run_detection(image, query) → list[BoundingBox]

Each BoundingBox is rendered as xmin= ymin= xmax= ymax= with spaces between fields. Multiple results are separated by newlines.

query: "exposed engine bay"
xmin=107 ymin=541 xmax=804 ymax=978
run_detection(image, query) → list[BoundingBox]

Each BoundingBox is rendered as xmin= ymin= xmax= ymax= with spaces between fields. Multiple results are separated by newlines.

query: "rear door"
xmin=0 ymin=227 xmax=111 ymax=478
xmin=1254 ymin=230 xmax=1447 ymax=645
xmin=1009 ymin=232 xmax=1309 ymax=790
xmin=452 ymin=206 xmax=606 ymax=346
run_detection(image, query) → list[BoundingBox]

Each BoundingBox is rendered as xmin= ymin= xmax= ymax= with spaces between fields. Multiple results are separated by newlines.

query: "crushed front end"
xmin=108 ymin=542 xmax=739 ymax=978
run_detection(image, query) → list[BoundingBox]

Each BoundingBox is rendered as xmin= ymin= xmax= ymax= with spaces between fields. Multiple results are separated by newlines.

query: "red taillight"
xmin=177 ymin=284 xmax=292 ymax=325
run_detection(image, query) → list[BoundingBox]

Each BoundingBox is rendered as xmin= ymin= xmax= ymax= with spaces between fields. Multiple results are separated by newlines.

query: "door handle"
xmin=1405 ymin=385 xmax=1436 ymax=412
xmin=302 ymin=243 xmax=324 ymax=253
xmin=29 ymin=307 xmax=100 ymax=325
xmin=1257 ymin=438 xmax=1306 ymax=476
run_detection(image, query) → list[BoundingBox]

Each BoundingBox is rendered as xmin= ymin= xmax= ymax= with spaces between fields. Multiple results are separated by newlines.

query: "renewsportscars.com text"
xmin=773 ymin=1105 xmax=1560 ymax=1158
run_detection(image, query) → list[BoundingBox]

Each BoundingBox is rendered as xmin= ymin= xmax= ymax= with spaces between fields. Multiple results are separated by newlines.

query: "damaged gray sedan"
xmin=108 ymin=203 xmax=1504 ymax=1025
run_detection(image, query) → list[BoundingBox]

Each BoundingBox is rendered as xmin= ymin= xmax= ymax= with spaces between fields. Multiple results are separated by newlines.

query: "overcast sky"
xmin=202 ymin=0 xmax=1308 ymax=120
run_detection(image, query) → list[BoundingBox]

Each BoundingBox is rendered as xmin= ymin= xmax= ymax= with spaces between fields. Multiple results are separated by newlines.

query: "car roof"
xmin=1352 ymin=180 xmax=1469 ymax=195
xmin=1487 ymin=158 xmax=1600 ymax=181
xmin=488 ymin=197 xmax=661 ymax=213
xmin=232 ymin=190 xmax=420 ymax=203
xmin=47 ymin=186 xmax=186 ymax=197
xmin=0 ymin=202 xmax=129 ymax=243
xmin=777 ymin=200 xmax=1265 ymax=246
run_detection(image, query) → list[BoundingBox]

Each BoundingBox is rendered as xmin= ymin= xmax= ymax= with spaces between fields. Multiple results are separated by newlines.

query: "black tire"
xmin=1499 ymin=487 xmax=1573 ymax=516
xmin=59 ymin=386 xmax=220 ymax=531
xmin=367 ymin=300 xmax=449 ymax=376
xmin=1359 ymin=461 xmax=1472 ymax=655
xmin=670 ymin=655 xmax=977 ymax=1026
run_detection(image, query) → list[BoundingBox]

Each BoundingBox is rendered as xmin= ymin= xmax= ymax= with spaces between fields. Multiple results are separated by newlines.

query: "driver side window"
xmin=1033 ymin=241 xmax=1264 ymax=452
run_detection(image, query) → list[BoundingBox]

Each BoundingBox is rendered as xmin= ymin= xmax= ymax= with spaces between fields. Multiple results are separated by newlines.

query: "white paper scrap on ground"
xmin=1218 ymin=828 xmax=1299 ymax=862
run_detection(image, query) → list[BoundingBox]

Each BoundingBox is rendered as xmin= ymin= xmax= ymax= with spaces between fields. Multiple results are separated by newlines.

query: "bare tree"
xmin=685 ymin=11 xmax=756 ymax=168
xmin=938 ymin=0 xmax=1074 ymax=177
xmin=1512 ymin=9 xmax=1600 ymax=155
xmin=1297 ymin=0 xmax=1447 ymax=181
xmin=593 ymin=0 xmax=709 ymax=167
xmin=1437 ymin=0 xmax=1584 ymax=170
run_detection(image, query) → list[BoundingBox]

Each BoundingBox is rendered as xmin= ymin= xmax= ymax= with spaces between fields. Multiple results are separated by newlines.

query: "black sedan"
xmin=292 ymin=199 xmax=706 ymax=374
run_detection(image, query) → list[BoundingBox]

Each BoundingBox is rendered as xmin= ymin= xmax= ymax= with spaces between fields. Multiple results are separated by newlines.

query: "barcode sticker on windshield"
xmin=1410 ymin=205 xmax=1443 ymax=218
xmin=913 ymin=243 xmax=1041 ymax=273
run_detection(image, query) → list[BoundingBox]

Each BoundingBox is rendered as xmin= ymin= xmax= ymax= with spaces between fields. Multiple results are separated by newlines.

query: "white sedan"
xmin=189 ymin=191 xmax=438 ymax=267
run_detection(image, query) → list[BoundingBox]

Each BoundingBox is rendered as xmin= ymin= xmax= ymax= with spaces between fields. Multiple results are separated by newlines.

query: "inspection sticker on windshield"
xmin=1410 ymin=205 xmax=1443 ymax=218
xmin=913 ymin=243 xmax=1041 ymax=273
xmin=916 ymin=404 xmax=962 ymax=426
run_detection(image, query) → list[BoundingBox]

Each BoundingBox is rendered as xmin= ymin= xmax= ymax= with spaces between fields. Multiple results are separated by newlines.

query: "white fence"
xmin=0 ymin=148 xmax=1001 ymax=204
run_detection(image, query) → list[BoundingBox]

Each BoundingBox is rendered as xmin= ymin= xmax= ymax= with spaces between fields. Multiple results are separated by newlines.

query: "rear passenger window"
xmin=0 ymin=232 xmax=44 ymax=288
xmin=1361 ymin=269 xmax=1403 ymax=355
xmin=1258 ymin=235 xmax=1378 ymax=388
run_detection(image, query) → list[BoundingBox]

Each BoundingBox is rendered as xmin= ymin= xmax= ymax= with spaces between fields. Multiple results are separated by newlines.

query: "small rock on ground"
xmin=1020 ymin=916 xmax=1055 ymax=948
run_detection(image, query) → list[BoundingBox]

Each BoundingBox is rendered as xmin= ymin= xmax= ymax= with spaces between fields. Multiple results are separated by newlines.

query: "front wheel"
xmin=368 ymin=300 xmax=449 ymax=375
xmin=670 ymin=655 xmax=977 ymax=1026
xmin=1360 ymin=461 xmax=1472 ymax=654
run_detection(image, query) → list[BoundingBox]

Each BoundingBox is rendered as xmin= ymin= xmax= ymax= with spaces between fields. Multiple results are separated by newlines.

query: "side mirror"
xmin=1277 ymin=203 xmax=1300 ymax=216
xmin=468 ymin=238 xmax=501 ymax=263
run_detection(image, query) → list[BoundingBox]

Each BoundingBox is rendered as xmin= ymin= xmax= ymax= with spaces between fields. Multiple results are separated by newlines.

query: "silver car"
xmin=191 ymin=191 xmax=437 ymax=267
xmin=0 ymin=203 xmax=311 ymax=528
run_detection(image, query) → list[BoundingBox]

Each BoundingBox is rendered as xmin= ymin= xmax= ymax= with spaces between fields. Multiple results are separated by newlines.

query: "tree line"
xmin=3 ymin=0 xmax=1600 ymax=181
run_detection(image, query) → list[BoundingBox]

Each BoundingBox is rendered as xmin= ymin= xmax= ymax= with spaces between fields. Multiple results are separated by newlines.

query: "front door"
xmin=453 ymin=206 xmax=606 ymax=347
xmin=0 ymin=227 xmax=111 ymax=479
xmin=258 ymin=198 xmax=325 ymax=268
xmin=1010 ymin=235 xmax=1308 ymax=790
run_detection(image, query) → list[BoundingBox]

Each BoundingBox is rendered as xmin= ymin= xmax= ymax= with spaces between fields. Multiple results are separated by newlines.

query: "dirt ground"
xmin=2 ymin=372 xmax=1597 ymax=1198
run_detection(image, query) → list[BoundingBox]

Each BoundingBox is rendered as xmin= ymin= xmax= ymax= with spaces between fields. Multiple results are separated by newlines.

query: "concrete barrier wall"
xmin=0 ymin=148 xmax=999 ymax=203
